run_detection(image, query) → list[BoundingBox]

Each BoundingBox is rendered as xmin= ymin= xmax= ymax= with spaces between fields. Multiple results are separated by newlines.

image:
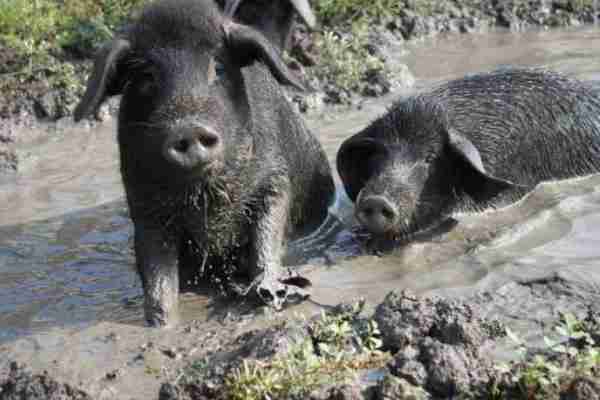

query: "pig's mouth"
xmin=181 ymin=159 xmax=225 ymax=183
xmin=354 ymin=217 xmax=459 ymax=252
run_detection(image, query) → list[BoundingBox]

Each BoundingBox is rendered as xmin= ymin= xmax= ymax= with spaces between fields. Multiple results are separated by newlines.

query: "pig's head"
xmin=74 ymin=0 xmax=303 ymax=187
xmin=337 ymin=98 xmax=516 ymax=240
xmin=221 ymin=0 xmax=316 ymax=51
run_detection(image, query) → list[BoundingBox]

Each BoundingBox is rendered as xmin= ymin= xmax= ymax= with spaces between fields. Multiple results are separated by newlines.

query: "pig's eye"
xmin=209 ymin=58 xmax=226 ymax=84
xmin=127 ymin=64 xmax=158 ymax=97
xmin=135 ymin=73 xmax=158 ymax=96
xmin=215 ymin=61 xmax=226 ymax=79
xmin=424 ymin=152 xmax=438 ymax=163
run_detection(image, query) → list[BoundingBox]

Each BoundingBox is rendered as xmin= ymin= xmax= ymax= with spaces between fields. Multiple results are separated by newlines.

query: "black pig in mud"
xmin=337 ymin=69 xmax=600 ymax=240
xmin=74 ymin=0 xmax=335 ymax=326
xmin=219 ymin=0 xmax=316 ymax=51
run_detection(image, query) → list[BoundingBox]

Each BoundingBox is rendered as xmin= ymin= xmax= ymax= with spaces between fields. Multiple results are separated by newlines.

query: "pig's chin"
xmin=172 ymin=160 xmax=224 ymax=187
xmin=372 ymin=224 xmax=420 ymax=242
xmin=362 ymin=212 xmax=421 ymax=241
xmin=365 ymin=216 xmax=457 ymax=248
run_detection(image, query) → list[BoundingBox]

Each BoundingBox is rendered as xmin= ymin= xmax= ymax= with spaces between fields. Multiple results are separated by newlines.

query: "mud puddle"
xmin=2 ymin=27 xmax=600 ymax=398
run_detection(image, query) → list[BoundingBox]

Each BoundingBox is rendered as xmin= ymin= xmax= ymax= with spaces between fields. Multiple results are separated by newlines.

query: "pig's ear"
xmin=224 ymin=0 xmax=315 ymax=50
xmin=74 ymin=38 xmax=131 ymax=121
xmin=336 ymin=136 xmax=389 ymax=202
xmin=225 ymin=22 xmax=304 ymax=90
xmin=447 ymin=129 xmax=521 ymax=204
xmin=289 ymin=0 xmax=317 ymax=28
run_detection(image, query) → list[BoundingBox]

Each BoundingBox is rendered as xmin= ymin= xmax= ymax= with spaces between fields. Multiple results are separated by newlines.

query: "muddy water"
xmin=2 ymin=27 xmax=600 ymax=349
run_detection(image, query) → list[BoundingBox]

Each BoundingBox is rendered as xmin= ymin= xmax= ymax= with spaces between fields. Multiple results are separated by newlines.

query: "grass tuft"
xmin=491 ymin=312 xmax=600 ymax=399
xmin=222 ymin=300 xmax=391 ymax=400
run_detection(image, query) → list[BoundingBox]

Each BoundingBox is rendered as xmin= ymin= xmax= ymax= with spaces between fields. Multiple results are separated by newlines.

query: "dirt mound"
xmin=372 ymin=290 xmax=505 ymax=398
xmin=0 ymin=362 xmax=92 ymax=400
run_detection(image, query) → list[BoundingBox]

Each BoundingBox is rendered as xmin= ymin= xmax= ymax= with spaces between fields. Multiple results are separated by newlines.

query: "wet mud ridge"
xmin=3 ymin=279 xmax=600 ymax=399
xmin=372 ymin=291 xmax=505 ymax=399
xmin=0 ymin=362 xmax=92 ymax=400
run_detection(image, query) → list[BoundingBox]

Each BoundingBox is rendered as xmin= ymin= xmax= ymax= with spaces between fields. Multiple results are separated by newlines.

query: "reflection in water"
xmin=2 ymin=27 xmax=600 ymax=343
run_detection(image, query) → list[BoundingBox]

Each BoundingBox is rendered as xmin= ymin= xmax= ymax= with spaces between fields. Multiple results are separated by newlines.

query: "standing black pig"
xmin=74 ymin=0 xmax=335 ymax=327
xmin=219 ymin=0 xmax=316 ymax=51
xmin=337 ymin=69 xmax=600 ymax=240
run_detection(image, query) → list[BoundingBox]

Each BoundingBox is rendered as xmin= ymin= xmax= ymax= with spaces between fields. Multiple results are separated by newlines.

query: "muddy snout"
xmin=162 ymin=121 xmax=222 ymax=171
xmin=356 ymin=194 xmax=399 ymax=235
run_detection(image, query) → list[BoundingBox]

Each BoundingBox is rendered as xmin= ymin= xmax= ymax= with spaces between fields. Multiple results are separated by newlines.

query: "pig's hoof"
xmin=144 ymin=306 xmax=178 ymax=328
xmin=257 ymin=279 xmax=311 ymax=310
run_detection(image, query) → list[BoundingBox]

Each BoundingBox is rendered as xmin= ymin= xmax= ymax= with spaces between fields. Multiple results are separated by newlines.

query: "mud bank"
xmin=1 ymin=0 xmax=599 ymax=173
xmin=2 ymin=273 xmax=600 ymax=399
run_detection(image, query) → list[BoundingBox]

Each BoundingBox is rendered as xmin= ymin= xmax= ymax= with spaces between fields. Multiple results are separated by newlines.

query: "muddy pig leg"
xmin=134 ymin=220 xmax=179 ymax=327
xmin=251 ymin=184 xmax=309 ymax=309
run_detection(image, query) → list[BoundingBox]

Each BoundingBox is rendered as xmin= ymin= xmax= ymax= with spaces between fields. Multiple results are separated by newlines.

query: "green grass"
xmin=312 ymin=20 xmax=387 ymax=95
xmin=0 ymin=0 xmax=148 ymax=116
xmin=0 ymin=0 xmax=147 ymax=58
xmin=0 ymin=0 xmax=147 ymax=97
xmin=490 ymin=313 xmax=600 ymax=399
xmin=219 ymin=301 xmax=391 ymax=400
xmin=314 ymin=0 xmax=401 ymax=24
xmin=312 ymin=0 xmax=477 ymax=24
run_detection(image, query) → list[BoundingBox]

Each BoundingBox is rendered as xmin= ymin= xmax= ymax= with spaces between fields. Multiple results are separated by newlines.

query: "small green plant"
xmin=314 ymin=0 xmax=400 ymax=24
xmin=226 ymin=341 xmax=333 ymax=400
xmin=565 ymin=0 xmax=595 ymax=12
xmin=0 ymin=0 xmax=148 ymax=68
xmin=0 ymin=0 xmax=148 ymax=115
xmin=492 ymin=313 xmax=600 ymax=399
xmin=222 ymin=300 xmax=390 ymax=400
xmin=313 ymin=19 xmax=386 ymax=96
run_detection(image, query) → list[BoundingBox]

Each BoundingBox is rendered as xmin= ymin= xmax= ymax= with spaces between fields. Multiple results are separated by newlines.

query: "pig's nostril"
xmin=356 ymin=195 xmax=399 ymax=234
xmin=381 ymin=207 xmax=395 ymax=220
xmin=200 ymin=134 xmax=218 ymax=148
xmin=163 ymin=123 xmax=222 ymax=170
xmin=362 ymin=207 xmax=375 ymax=217
xmin=174 ymin=139 xmax=190 ymax=153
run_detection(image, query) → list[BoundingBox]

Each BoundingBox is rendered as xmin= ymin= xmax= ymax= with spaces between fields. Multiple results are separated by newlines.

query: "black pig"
xmin=337 ymin=69 xmax=600 ymax=240
xmin=74 ymin=0 xmax=335 ymax=326
xmin=220 ymin=0 xmax=316 ymax=51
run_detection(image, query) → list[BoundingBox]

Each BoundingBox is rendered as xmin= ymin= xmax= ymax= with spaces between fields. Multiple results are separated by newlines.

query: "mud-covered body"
xmin=337 ymin=69 xmax=600 ymax=239
xmin=75 ymin=0 xmax=334 ymax=326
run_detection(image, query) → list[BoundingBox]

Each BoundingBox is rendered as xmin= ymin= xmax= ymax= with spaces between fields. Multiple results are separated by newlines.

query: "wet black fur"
xmin=75 ymin=0 xmax=334 ymax=325
xmin=338 ymin=69 xmax=600 ymax=238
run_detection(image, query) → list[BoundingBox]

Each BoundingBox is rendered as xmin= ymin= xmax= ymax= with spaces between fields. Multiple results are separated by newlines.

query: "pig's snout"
xmin=163 ymin=122 xmax=222 ymax=171
xmin=356 ymin=194 xmax=399 ymax=235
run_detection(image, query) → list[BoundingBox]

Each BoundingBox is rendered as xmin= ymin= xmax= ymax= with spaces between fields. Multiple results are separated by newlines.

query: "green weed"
xmin=492 ymin=312 xmax=600 ymax=399
xmin=314 ymin=0 xmax=401 ymax=24
xmin=313 ymin=20 xmax=386 ymax=96
xmin=0 ymin=0 xmax=147 ymax=92
xmin=222 ymin=300 xmax=391 ymax=400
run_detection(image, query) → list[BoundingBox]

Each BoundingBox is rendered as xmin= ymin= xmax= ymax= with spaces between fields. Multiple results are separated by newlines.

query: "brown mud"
xmin=3 ymin=280 xmax=599 ymax=399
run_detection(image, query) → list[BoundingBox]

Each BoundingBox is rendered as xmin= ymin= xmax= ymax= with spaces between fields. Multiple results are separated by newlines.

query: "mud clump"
xmin=373 ymin=290 xmax=505 ymax=398
xmin=4 ymin=288 xmax=600 ymax=399
xmin=159 ymin=321 xmax=312 ymax=400
xmin=0 ymin=146 xmax=18 ymax=173
xmin=0 ymin=362 xmax=92 ymax=400
xmin=159 ymin=293 xmax=508 ymax=399
xmin=562 ymin=377 xmax=600 ymax=400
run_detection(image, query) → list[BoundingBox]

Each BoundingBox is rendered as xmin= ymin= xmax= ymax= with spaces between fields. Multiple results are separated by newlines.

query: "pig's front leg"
xmin=251 ymin=183 xmax=310 ymax=309
xmin=134 ymin=220 xmax=180 ymax=327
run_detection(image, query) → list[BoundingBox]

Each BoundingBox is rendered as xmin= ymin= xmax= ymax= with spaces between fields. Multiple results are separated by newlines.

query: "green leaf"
xmin=567 ymin=347 xmax=579 ymax=357
xmin=556 ymin=326 xmax=569 ymax=337
xmin=543 ymin=336 xmax=557 ymax=348
xmin=555 ymin=344 xmax=568 ymax=354
xmin=571 ymin=331 xmax=588 ymax=340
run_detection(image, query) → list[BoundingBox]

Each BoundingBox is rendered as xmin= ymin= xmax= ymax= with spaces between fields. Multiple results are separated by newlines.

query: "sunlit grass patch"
xmin=221 ymin=300 xmax=392 ymax=400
